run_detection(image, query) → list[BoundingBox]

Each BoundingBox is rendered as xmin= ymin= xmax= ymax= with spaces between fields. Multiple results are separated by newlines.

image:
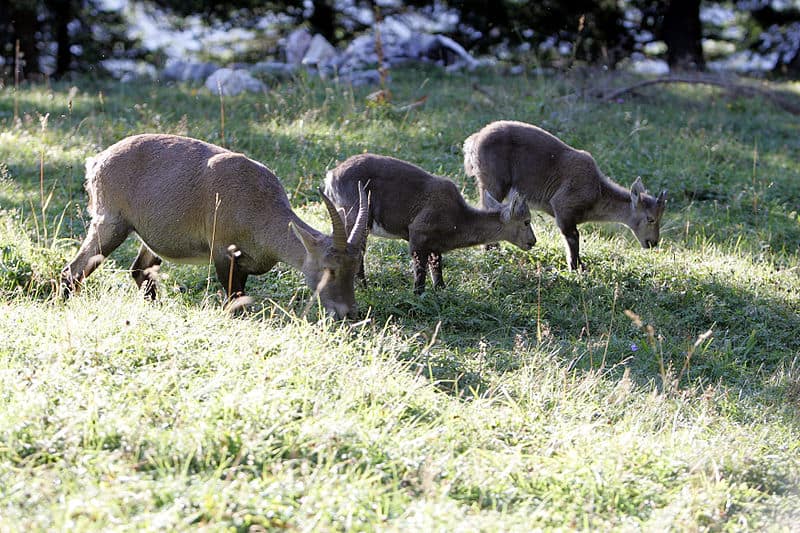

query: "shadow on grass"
xmin=349 ymin=238 xmax=800 ymax=399
xmin=3 ymin=72 xmax=800 ymax=406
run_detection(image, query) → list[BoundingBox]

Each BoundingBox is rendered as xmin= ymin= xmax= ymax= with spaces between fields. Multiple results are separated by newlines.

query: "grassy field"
xmin=1 ymin=66 xmax=799 ymax=530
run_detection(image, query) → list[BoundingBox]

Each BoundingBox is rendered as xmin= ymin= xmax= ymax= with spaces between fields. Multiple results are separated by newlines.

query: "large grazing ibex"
xmin=61 ymin=134 xmax=369 ymax=319
xmin=324 ymin=153 xmax=536 ymax=294
xmin=464 ymin=120 xmax=667 ymax=270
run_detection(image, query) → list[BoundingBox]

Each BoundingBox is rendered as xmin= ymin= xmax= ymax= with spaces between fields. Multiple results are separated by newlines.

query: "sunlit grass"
xmin=0 ymin=66 xmax=799 ymax=530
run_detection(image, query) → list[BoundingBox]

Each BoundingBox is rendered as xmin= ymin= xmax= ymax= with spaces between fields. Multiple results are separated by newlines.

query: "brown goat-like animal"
xmin=61 ymin=134 xmax=369 ymax=319
xmin=324 ymin=153 xmax=536 ymax=294
xmin=464 ymin=120 xmax=667 ymax=270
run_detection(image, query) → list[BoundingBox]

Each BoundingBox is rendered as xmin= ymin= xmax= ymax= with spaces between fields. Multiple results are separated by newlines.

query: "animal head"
xmin=484 ymin=189 xmax=537 ymax=250
xmin=628 ymin=176 xmax=667 ymax=249
xmin=290 ymin=184 xmax=369 ymax=319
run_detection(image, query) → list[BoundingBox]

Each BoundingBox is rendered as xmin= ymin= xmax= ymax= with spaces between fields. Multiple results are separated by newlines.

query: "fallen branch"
xmin=599 ymin=75 xmax=800 ymax=115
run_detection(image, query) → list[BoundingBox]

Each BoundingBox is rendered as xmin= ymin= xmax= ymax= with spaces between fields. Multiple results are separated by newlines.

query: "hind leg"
xmin=131 ymin=244 xmax=163 ymax=300
xmin=554 ymin=213 xmax=583 ymax=271
xmin=61 ymin=216 xmax=132 ymax=297
xmin=428 ymin=252 xmax=445 ymax=290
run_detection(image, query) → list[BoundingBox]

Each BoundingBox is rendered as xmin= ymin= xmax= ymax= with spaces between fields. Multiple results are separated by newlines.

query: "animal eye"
xmin=647 ymin=217 xmax=656 ymax=224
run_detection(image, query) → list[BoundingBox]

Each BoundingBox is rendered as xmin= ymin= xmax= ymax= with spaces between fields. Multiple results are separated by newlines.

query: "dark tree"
xmin=0 ymin=0 xmax=134 ymax=79
xmin=635 ymin=0 xmax=706 ymax=71
xmin=49 ymin=0 xmax=74 ymax=77
xmin=1 ymin=0 xmax=42 ymax=78
xmin=308 ymin=0 xmax=336 ymax=43
xmin=662 ymin=0 xmax=705 ymax=69
xmin=404 ymin=0 xmax=632 ymax=66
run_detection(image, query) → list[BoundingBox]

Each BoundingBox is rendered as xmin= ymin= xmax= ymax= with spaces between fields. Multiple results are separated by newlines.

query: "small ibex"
xmin=324 ymin=153 xmax=536 ymax=294
xmin=61 ymin=134 xmax=369 ymax=319
xmin=464 ymin=120 xmax=667 ymax=270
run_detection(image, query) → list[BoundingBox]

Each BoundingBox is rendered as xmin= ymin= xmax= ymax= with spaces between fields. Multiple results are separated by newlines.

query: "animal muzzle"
xmin=643 ymin=239 xmax=658 ymax=249
xmin=328 ymin=303 xmax=357 ymax=320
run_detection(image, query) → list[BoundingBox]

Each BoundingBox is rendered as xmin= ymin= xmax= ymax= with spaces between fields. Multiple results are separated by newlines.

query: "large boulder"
xmin=285 ymin=28 xmax=313 ymax=64
xmin=302 ymin=34 xmax=338 ymax=68
xmin=205 ymin=68 xmax=266 ymax=96
xmin=336 ymin=20 xmax=480 ymax=73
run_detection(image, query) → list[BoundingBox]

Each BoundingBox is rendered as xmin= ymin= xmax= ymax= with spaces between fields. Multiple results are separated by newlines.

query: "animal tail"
xmin=84 ymin=156 xmax=100 ymax=217
xmin=323 ymin=169 xmax=338 ymax=202
xmin=462 ymin=132 xmax=478 ymax=178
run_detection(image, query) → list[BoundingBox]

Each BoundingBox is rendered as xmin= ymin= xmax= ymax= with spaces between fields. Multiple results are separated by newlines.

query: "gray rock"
xmin=250 ymin=61 xmax=298 ymax=78
xmin=163 ymin=60 xmax=219 ymax=82
xmin=102 ymin=59 xmax=157 ymax=82
xmin=285 ymin=28 xmax=313 ymax=65
xmin=205 ymin=68 xmax=266 ymax=96
xmin=419 ymin=35 xmax=479 ymax=69
xmin=302 ymin=34 xmax=338 ymax=68
xmin=341 ymin=69 xmax=383 ymax=87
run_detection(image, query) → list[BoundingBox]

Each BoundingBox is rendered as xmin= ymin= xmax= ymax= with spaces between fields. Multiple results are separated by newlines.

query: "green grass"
xmin=1 ymin=66 xmax=799 ymax=530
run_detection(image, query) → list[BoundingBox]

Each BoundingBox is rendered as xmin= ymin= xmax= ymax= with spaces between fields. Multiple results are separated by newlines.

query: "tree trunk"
xmin=50 ymin=0 xmax=72 ymax=77
xmin=309 ymin=0 xmax=335 ymax=43
xmin=9 ymin=2 xmax=42 ymax=77
xmin=662 ymin=0 xmax=705 ymax=71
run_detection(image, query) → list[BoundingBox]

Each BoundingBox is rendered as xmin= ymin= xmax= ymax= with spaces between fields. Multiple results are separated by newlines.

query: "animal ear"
xmin=483 ymin=191 xmax=502 ymax=211
xmin=657 ymin=189 xmax=667 ymax=206
xmin=630 ymin=176 xmax=645 ymax=208
xmin=289 ymin=221 xmax=321 ymax=255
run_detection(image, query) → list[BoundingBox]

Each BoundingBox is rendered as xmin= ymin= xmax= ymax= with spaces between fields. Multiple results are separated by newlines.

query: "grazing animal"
xmin=61 ymin=134 xmax=369 ymax=319
xmin=464 ymin=120 xmax=667 ymax=270
xmin=324 ymin=153 xmax=536 ymax=294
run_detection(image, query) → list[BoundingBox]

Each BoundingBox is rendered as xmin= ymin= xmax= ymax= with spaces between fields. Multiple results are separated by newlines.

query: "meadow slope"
xmin=1 ymin=67 xmax=799 ymax=530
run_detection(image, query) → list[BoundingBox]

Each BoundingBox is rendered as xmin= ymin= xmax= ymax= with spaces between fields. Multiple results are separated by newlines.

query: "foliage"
xmin=0 ymin=66 xmax=799 ymax=529
xmin=0 ymin=0 xmax=136 ymax=79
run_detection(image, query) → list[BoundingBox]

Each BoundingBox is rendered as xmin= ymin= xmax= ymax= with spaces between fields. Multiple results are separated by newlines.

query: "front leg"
xmin=214 ymin=246 xmax=249 ymax=301
xmin=131 ymin=244 xmax=163 ymax=300
xmin=428 ymin=251 xmax=445 ymax=290
xmin=411 ymin=248 xmax=429 ymax=295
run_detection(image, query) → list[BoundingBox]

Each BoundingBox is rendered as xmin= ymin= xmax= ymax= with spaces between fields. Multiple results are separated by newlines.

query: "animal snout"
xmin=328 ymin=303 xmax=357 ymax=320
xmin=643 ymin=239 xmax=658 ymax=249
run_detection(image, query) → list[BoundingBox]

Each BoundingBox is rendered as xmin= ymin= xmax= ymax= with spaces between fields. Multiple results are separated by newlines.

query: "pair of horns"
xmin=320 ymin=181 xmax=369 ymax=251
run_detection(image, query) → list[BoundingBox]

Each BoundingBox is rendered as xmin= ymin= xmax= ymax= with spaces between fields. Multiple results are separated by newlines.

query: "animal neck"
xmin=585 ymin=178 xmax=634 ymax=226
xmin=448 ymin=207 xmax=505 ymax=251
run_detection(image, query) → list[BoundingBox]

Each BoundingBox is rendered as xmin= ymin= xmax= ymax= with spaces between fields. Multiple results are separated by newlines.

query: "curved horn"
xmin=348 ymin=181 xmax=370 ymax=247
xmin=319 ymin=186 xmax=347 ymax=251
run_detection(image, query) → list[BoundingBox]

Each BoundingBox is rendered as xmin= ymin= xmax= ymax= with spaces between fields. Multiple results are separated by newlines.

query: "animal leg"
xmin=213 ymin=250 xmax=252 ymax=300
xmin=131 ymin=244 xmax=163 ymax=300
xmin=429 ymin=252 xmax=445 ymax=290
xmin=411 ymin=248 xmax=429 ymax=295
xmin=61 ymin=216 xmax=132 ymax=297
xmin=555 ymin=215 xmax=583 ymax=271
